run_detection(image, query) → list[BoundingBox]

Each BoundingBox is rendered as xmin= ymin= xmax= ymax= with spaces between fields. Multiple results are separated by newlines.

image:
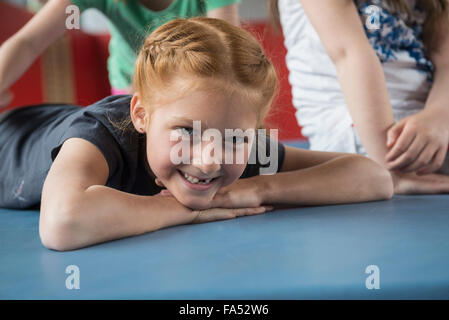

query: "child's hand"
xmin=391 ymin=171 xmax=449 ymax=194
xmin=210 ymin=178 xmax=265 ymax=209
xmin=157 ymin=178 xmax=266 ymax=209
xmin=0 ymin=90 xmax=13 ymax=109
xmin=155 ymin=177 xmax=264 ymax=208
xmin=385 ymin=109 xmax=449 ymax=174
xmin=190 ymin=206 xmax=273 ymax=224
xmin=155 ymin=186 xmax=273 ymax=224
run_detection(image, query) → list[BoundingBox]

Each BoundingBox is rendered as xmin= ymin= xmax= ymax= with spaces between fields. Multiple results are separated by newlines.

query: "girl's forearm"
xmin=425 ymin=64 xmax=449 ymax=123
xmin=259 ymin=155 xmax=393 ymax=205
xmin=335 ymin=47 xmax=395 ymax=166
xmin=40 ymin=185 xmax=196 ymax=251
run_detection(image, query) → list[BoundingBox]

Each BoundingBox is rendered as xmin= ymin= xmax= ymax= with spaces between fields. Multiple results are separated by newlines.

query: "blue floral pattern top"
xmin=356 ymin=0 xmax=433 ymax=81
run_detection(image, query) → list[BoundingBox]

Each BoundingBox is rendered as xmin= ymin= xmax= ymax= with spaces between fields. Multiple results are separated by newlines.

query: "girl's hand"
xmin=157 ymin=177 xmax=265 ymax=208
xmin=0 ymin=90 xmax=13 ymax=109
xmin=210 ymin=178 xmax=265 ymax=209
xmin=190 ymin=206 xmax=273 ymax=224
xmin=385 ymin=109 xmax=449 ymax=174
xmin=391 ymin=171 xmax=449 ymax=194
xmin=155 ymin=185 xmax=273 ymax=224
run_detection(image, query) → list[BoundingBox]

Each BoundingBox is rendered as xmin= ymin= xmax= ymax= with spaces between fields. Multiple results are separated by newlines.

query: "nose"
xmin=194 ymin=161 xmax=221 ymax=177
xmin=191 ymin=141 xmax=222 ymax=177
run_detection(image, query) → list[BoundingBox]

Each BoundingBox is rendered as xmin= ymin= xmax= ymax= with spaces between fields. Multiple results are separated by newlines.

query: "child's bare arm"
xmin=262 ymin=147 xmax=393 ymax=204
xmin=425 ymin=21 xmax=449 ymax=121
xmin=385 ymin=19 xmax=449 ymax=174
xmin=40 ymin=138 xmax=268 ymax=251
xmin=300 ymin=0 xmax=395 ymax=167
xmin=212 ymin=146 xmax=393 ymax=208
xmin=39 ymin=138 xmax=198 ymax=251
xmin=0 ymin=0 xmax=70 ymax=105
xmin=207 ymin=3 xmax=240 ymax=26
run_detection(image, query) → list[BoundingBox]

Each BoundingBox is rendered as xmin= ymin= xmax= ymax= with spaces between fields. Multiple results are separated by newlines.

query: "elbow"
xmin=351 ymin=155 xmax=394 ymax=201
xmin=327 ymin=46 xmax=349 ymax=66
xmin=39 ymin=203 xmax=81 ymax=252
xmin=374 ymin=167 xmax=394 ymax=200
xmin=327 ymin=43 xmax=375 ymax=71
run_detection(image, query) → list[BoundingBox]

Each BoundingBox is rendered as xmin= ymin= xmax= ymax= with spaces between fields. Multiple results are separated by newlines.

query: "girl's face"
xmin=131 ymin=85 xmax=258 ymax=210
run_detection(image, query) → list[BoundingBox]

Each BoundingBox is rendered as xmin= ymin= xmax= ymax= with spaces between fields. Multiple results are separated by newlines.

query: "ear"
xmin=130 ymin=93 xmax=148 ymax=134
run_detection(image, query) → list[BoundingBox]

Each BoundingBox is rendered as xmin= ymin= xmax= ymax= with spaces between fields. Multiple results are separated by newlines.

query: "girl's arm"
xmin=300 ymin=0 xmax=395 ymax=167
xmin=206 ymin=3 xmax=240 ymax=26
xmin=0 ymin=0 xmax=70 ymax=107
xmin=212 ymin=146 xmax=393 ymax=208
xmin=263 ymin=147 xmax=394 ymax=204
xmin=40 ymin=138 xmax=268 ymax=251
xmin=296 ymin=0 xmax=449 ymax=193
xmin=385 ymin=20 xmax=449 ymax=174
xmin=425 ymin=23 xmax=449 ymax=121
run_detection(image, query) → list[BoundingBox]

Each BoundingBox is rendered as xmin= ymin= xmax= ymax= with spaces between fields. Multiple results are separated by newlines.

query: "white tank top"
xmin=278 ymin=0 xmax=433 ymax=152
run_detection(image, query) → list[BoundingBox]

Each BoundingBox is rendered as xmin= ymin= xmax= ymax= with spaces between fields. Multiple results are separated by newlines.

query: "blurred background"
xmin=0 ymin=0 xmax=304 ymax=140
xmin=3 ymin=0 xmax=268 ymax=32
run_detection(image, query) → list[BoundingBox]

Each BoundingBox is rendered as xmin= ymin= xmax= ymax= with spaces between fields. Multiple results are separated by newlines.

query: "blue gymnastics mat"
xmin=1 ymin=195 xmax=449 ymax=299
xmin=1 ymin=140 xmax=448 ymax=299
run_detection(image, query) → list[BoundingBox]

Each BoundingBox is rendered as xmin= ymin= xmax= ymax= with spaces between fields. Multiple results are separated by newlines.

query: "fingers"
xmin=416 ymin=147 xmax=447 ymax=175
xmin=192 ymin=206 xmax=274 ymax=224
xmin=154 ymin=178 xmax=165 ymax=188
xmin=209 ymin=192 xmax=229 ymax=208
xmin=154 ymin=189 xmax=172 ymax=197
xmin=231 ymin=206 xmax=273 ymax=217
xmin=386 ymin=134 xmax=423 ymax=170
xmin=385 ymin=123 xmax=416 ymax=162
xmin=159 ymin=189 xmax=172 ymax=196
xmin=412 ymin=177 xmax=449 ymax=194
xmin=393 ymin=171 xmax=449 ymax=194
xmin=386 ymin=120 xmax=405 ymax=148
xmin=399 ymin=141 xmax=436 ymax=173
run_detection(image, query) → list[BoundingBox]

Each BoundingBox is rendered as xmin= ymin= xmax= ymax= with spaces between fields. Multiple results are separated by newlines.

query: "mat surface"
xmin=1 ymin=194 xmax=449 ymax=299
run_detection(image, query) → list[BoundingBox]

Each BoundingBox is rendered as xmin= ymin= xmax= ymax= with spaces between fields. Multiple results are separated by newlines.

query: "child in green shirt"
xmin=0 ymin=0 xmax=240 ymax=106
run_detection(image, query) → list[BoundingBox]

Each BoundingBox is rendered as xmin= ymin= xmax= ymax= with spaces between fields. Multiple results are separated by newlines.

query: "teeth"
xmin=182 ymin=172 xmax=213 ymax=184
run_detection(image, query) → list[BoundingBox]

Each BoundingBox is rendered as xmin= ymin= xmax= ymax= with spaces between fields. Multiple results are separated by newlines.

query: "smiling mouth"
xmin=177 ymin=170 xmax=219 ymax=188
xmin=178 ymin=170 xmax=218 ymax=184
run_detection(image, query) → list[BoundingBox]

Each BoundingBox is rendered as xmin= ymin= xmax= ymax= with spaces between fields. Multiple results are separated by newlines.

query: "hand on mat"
xmin=385 ymin=110 xmax=449 ymax=174
xmin=190 ymin=206 xmax=273 ymax=224
xmin=154 ymin=178 xmax=272 ymax=223
xmin=157 ymin=178 xmax=265 ymax=208
xmin=391 ymin=171 xmax=449 ymax=194
xmin=0 ymin=90 xmax=13 ymax=108
xmin=155 ymin=186 xmax=272 ymax=223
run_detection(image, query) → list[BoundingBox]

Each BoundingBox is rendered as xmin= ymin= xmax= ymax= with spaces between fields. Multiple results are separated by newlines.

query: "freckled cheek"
xmin=146 ymin=138 xmax=178 ymax=178
xmin=221 ymin=164 xmax=247 ymax=185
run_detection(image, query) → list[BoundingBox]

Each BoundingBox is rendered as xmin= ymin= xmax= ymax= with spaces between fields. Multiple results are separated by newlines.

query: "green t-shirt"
xmin=70 ymin=0 xmax=240 ymax=89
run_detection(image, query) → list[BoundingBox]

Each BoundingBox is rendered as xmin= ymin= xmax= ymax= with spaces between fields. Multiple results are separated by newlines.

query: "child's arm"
xmin=297 ymin=0 xmax=449 ymax=193
xmin=385 ymin=20 xmax=449 ymax=174
xmin=40 ymin=138 xmax=269 ymax=251
xmin=212 ymin=146 xmax=393 ymax=208
xmin=0 ymin=0 xmax=70 ymax=107
xmin=206 ymin=3 xmax=240 ymax=26
xmin=300 ymin=0 xmax=395 ymax=167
